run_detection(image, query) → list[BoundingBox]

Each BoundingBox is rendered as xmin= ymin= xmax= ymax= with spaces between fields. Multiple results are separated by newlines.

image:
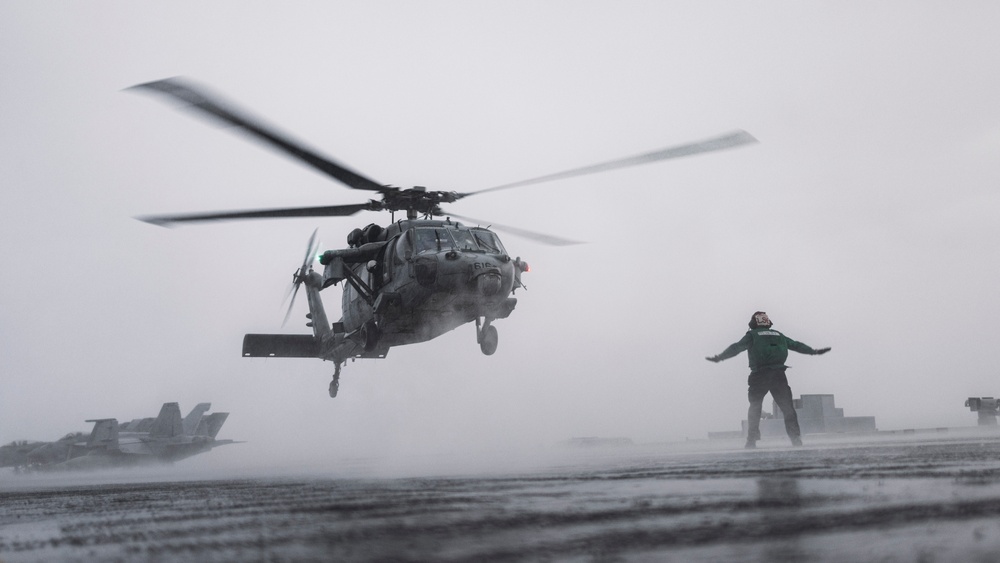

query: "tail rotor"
xmin=282 ymin=228 xmax=320 ymax=327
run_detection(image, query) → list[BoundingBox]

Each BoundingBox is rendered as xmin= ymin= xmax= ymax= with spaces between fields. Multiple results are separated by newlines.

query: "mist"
xmin=3 ymin=2 xmax=1000 ymax=478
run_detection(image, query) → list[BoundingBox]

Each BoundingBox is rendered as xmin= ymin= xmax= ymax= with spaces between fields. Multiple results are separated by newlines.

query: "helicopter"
xmin=131 ymin=78 xmax=757 ymax=398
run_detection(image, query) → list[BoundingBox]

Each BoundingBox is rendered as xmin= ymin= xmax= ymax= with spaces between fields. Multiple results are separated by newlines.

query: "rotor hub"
xmin=375 ymin=186 xmax=458 ymax=218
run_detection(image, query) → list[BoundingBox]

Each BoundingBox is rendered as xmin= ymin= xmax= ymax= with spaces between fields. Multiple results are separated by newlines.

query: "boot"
xmin=744 ymin=440 xmax=757 ymax=449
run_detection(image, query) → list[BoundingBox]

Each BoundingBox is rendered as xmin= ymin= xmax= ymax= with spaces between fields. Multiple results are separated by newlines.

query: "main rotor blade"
xmin=461 ymin=130 xmax=757 ymax=198
xmin=128 ymin=77 xmax=385 ymax=192
xmin=447 ymin=213 xmax=583 ymax=246
xmin=137 ymin=203 xmax=370 ymax=227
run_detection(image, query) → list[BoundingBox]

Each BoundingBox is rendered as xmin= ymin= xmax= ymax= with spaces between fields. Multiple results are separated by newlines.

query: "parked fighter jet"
xmin=0 ymin=439 xmax=51 ymax=468
xmin=0 ymin=402 xmax=236 ymax=471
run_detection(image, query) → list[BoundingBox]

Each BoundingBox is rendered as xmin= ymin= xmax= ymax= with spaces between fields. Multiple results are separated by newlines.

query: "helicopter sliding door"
xmin=341 ymin=263 xmax=369 ymax=331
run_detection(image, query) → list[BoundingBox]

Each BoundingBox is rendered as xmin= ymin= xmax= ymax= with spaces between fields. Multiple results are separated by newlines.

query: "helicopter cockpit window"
xmin=450 ymin=230 xmax=479 ymax=251
xmin=472 ymin=230 xmax=504 ymax=254
xmin=414 ymin=228 xmax=442 ymax=254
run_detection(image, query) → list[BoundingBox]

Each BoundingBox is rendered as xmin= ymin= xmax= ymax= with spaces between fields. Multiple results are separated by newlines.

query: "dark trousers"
xmin=746 ymin=367 xmax=800 ymax=443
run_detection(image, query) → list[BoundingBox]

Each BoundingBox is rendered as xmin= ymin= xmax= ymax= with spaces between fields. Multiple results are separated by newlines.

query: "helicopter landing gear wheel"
xmin=476 ymin=317 xmax=499 ymax=356
xmin=361 ymin=320 xmax=380 ymax=352
xmin=329 ymin=363 xmax=341 ymax=398
xmin=479 ymin=324 xmax=498 ymax=356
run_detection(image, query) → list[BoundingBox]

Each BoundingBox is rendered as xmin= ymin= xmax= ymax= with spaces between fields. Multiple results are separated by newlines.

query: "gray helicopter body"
xmin=331 ymin=219 xmax=520 ymax=348
xmin=243 ymin=219 xmax=525 ymax=396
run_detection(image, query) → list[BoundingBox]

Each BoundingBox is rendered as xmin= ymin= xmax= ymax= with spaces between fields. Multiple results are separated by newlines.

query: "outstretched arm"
xmin=706 ymin=332 xmax=753 ymax=363
xmin=787 ymin=338 xmax=831 ymax=355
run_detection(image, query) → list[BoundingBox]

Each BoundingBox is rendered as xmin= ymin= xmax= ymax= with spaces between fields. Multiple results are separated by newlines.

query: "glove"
xmin=814 ymin=347 xmax=831 ymax=355
xmin=706 ymin=355 xmax=722 ymax=363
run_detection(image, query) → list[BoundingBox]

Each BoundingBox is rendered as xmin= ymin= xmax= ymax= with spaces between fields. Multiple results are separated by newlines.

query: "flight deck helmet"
xmin=749 ymin=311 xmax=772 ymax=329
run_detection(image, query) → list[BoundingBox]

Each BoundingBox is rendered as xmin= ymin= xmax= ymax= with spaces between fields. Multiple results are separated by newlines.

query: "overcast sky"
xmin=3 ymin=2 xmax=1000 ymax=473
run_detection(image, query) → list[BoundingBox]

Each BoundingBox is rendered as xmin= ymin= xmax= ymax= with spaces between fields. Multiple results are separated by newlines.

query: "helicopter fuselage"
xmin=298 ymin=218 xmax=525 ymax=363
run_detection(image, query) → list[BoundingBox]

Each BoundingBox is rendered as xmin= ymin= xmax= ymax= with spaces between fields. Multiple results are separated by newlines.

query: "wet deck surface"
xmin=4 ymin=434 xmax=1000 ymax=562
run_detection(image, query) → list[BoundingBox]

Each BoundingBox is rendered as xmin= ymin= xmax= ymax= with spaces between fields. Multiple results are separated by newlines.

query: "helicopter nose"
xmin=477 ymin=273 xmax=502 ymax=297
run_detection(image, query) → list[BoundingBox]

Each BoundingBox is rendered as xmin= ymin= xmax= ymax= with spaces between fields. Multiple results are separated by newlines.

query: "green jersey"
xmin=716 ymin=328 xmax=819 ymax=371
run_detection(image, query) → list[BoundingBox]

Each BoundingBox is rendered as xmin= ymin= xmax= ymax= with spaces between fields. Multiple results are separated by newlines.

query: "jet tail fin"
xmin=183 ymin=403 xmax=211 ymax=435
xmin=149 ymin=402 xmax=184 ymax=438
xmin=202 ymin=412 xmax=229 ymax=438
xmin=85 ymin=418 xmax=119 ymax=448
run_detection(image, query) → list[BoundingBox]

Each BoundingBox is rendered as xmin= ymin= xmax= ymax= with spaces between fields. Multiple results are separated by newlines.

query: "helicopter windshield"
xmin=449 ymin=230 xmax=479 ymax=251
xmin=414 ymin=228 xmax=443 ymax=254
xmin=412 ymin=227 xmax=506 ymax=255
xmin=472 ymin=229 xmax=505 ymax=254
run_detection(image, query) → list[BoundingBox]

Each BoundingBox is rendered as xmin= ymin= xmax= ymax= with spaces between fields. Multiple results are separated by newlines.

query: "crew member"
xmin=706 ymin=312 xmax=830 ymax=449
